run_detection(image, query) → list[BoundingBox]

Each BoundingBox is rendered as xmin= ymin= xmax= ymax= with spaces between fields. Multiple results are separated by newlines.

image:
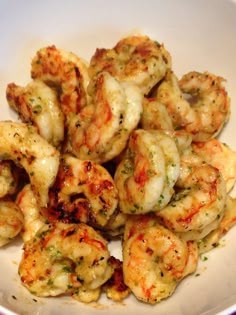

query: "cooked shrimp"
xmin=31 ymin=45 xmax=90 ymax=117
xmin=0 ymin=200 xmax=24 ymax=247
xmin=157 ymin=148 xmax=227 ymax=240
xmin=141 ymin=98 xmax=174 ymax=131
xmin=156 ymin=71 xmax=230 ymax=141
xmin=198 ymin=196 xmax=236 ymax=254
xmin=89 ymin=35 xmax=171 ymax=95
xmin=0 ymin=160 xmax=19 ymax=198
xmin=47 ymin=154 xmax=118 ymax=228
xmin=19 ymin=222 xmax=113 ymax=301
xmin=192 ymin=139 xmax=236 ymax=192
xmin=114 ymin=129 xmax=180 ymax=214
xmin=16 ymin=184 xmax=47 ymax=242
xmin=123 ymin=215 xmax=198 ymax=304
xmin=179 ymin=71 xmax=230 ymax=141
xmin=67 ymin=71 xmax=143 ymax=164
xmin=6 ymin=80 xmax=64 ymax=148
xmin=0 ymin=121 xmax=59 ymax=207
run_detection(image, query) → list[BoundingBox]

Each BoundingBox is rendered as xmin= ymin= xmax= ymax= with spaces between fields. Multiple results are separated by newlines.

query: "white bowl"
xmin=0 ymin=1 xmax=236 ymax=314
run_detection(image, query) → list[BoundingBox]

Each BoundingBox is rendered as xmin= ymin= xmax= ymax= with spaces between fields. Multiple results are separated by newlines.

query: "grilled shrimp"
xmin=192 ymin=139 xmax=236 ymax=192
xmin=67 ymin=71 xmax=143 ymax=164
xmin=47 ymin=154 xmax=118 ymax=228
xmin=114 ymin=129 xmax=180 ymax=214
xmin=0 ymin=200 xmax=24 ymax=247
xmin=123 ymin=215 xmax=198 ymax=304
xmin=157 ymin=148 xmax=227 ymax=240
xmin=6 ymin=80 xmax=64 ymax=148
xmin=19 ymin=222 xmax=113 ymax=302
xmin=89 ymin=35 xmax=171 ymax=95
xmin=198 ymin=196 xmax=236 ymax=254
xmin=0 ymin=121 xmax=59 ymax=207
xmin=156 ymin=71 xmax=230 ymax=141
xmin=141 ymin=98 xmax=174 ymax=131
xmin=0 ymin=160 xmax=19 ymax=198
xmin=16 ymin=184 xmax=47 ymax=242
xmin=179 ymin=71 xmax=230 ymax=140
xmin=31 ymin=45 xmax=90 ymax=117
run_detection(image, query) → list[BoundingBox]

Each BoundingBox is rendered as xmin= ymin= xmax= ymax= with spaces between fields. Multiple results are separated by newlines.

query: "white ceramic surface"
xmin=0 ymin=1 xmax=236 ymax=314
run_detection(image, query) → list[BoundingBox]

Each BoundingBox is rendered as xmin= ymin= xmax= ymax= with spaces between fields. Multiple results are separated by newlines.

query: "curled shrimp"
xmin=89 ymin=35 xmax=171 ymax=95
xmin=0 ymin=200 xmax=24 ymax=247
xmin=47 ymin=154 xmax=118 ymax=228
xmin=16 ymin=184 xmax=47 ymax=242
xmin=0 ymin=160 xmax=19 ymax=198
xmin=114 ymin=129 xmax=180 ymax=214
xmin=6 ymin=80 xmax=64 ymax=148
xmin=192 ymin=139 xmax=236 ymax=193
xmin=18 ymin=222 xmax=113 ymax=302
xmin=156 ymin=71 xmax=230 ymax=141
xmin=67 ymin=71 xmax=143 ymax=163
xmin=157 ymin=148 xmax=227 ymax=240
xmin=0 ymin=121 xmax=59 ymax=207
xmin=123 ymin=215 xmax=198 ymax=304
xmin=198 ymin=196 xmax=236 ymax=254
xmin=31 ymin=45 xmax=90 ymax=117
xmin=178 ymin=71 xmax=230 ymax=141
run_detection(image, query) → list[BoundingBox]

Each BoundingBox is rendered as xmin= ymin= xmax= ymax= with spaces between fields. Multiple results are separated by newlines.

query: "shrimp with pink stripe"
xmin=47 ymin=154 xmax=118 ymax=228
xmin=19 ymin=222 xmax=114 ymax=302
xmin=6 ymin=80 xmax=64 ymax=148
xmin=0 ymin=121 xmax=59 ymax=207
xmin=156 ymin=70 xmax=230 ymax=141
xmin=89 ymin=35 xmax=171 ymax=95
xmin=114 ymin=129 xmax=180 ymax=214
xmin=31 ymin=45 xmax=90 ymax=117
xmin=157 ymin=147 xmax=227 ymax=240
xmin=67 ymin=71 xmax=143 ymax=163
xmin=192 ymin=138 xmax=236 ymax=193
xmin=16 ymin=184 xmax=47 ymax=242
xmin=123 ymin=214 xmax=198 ymax=304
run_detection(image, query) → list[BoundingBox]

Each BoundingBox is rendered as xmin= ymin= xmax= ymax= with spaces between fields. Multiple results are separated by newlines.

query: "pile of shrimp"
xmin=1 ymin=33 xmax=236 ymax=306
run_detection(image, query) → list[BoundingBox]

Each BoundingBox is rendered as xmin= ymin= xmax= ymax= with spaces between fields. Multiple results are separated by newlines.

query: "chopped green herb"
xmin=200 ymin=255 xmax=208 ymax=261
xmin=33 ymin=104 xmax=42 ymax=114
xmin=47 ymin=279 xmax=53 ymax=286
xmin=62 ymin=265 xmax=73 ymax=273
